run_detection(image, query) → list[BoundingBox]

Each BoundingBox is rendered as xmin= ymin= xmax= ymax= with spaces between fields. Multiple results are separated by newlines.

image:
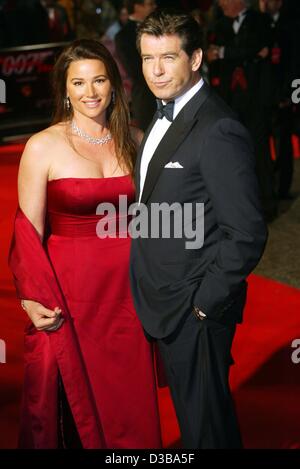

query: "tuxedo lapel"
xmin=140 ymin=82 xmax=211 ymax=205
xmin=237 ymin=9 xmax=251 ymax=36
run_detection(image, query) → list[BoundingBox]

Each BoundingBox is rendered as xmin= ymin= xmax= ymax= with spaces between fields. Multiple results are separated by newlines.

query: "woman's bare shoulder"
xmin=130 ymin=126 xmax=144 ymax=148
xmin=21 ymin=123 xmax=68 ymax=165
xmin=25 ymin=123 xmax=67 ymax=151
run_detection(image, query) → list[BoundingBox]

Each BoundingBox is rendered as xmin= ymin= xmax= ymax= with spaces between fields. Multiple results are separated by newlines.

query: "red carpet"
xmin=1 ymin=144 xmax=300 ymax=449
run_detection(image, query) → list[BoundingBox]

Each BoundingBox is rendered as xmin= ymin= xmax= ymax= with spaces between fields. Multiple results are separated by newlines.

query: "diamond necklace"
xmin=71 ymin=120 xmax=112 ymax=145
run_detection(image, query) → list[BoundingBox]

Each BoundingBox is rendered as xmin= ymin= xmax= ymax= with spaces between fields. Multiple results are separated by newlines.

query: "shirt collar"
xmin=162 ymin=78 xmax=204 ymax=120
xmin=272 ymin=12 xmax=280 ymax=23
xmin=234 ymin=8 xmax=247 ymax=22
xmin=239 ymin=8 xmax=247 ymax=18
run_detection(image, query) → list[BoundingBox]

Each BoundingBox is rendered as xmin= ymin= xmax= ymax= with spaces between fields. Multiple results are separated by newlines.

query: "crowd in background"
xmin=0 ymin=0 xmax=300 ymax=220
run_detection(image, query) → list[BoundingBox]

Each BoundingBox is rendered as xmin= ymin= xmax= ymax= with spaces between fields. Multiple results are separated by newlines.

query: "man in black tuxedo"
xmin=115 ymin=0 xmax=157 ymax=130
xmin=207 ymin=0 xmax=277 ymax=220
xmin=129 ymin=9 xmax=268 ymax=449
xmin=264 ymin=0 xmax=294 ymax=199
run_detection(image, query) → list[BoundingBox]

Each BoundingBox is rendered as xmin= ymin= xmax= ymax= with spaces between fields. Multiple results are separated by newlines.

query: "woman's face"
xmin=66 ymin=59 xmax=113 ymax=120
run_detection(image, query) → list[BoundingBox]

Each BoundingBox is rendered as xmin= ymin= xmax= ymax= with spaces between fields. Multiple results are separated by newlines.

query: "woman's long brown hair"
xmin=52 ymin=39 xmax=136 ymax=177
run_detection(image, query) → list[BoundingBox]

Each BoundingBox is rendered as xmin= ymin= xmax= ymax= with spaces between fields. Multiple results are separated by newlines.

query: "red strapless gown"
xmin=45 ymin=175 xmax=161 ymax=448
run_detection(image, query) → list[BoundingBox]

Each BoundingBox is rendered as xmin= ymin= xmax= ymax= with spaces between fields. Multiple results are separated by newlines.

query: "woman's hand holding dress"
xmin=21 ymin=299 xmax=64 ymax=331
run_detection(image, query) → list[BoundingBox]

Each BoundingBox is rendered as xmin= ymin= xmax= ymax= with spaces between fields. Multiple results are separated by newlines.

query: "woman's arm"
xmin=18 ymin=132 xmax=51 ymax=241
xmin=17 ymin=131 xmax=64 ymax=332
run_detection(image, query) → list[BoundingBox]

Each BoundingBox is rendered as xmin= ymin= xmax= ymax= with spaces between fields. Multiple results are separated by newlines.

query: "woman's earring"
xmin=65 ymin=97 xmax=71 ymax=111
xmin=111 ymin=91 xmax=115 ymax=105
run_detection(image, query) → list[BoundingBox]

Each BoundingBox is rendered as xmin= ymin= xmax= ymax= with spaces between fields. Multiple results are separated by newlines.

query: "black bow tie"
xmin=156 ymin=99 xmax=175 ymax=122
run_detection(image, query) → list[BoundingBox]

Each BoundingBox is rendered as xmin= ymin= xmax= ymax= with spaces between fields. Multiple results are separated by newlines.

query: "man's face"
xmin=140 ymin=34 xmax=202 ymax=102
xmin=266 ymin=0 xmax=282 ymax=15
xmin=136 ymin=0 xmax=157 ymax=21
xmin=119 ymin=7 xmax=129 ymax=25
xmin=218 ymin=0 xmax=245 ymax=18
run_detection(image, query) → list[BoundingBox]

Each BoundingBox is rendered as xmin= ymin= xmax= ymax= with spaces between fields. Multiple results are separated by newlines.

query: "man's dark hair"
xmin=136 ymin=9 xmax=203 ymax=57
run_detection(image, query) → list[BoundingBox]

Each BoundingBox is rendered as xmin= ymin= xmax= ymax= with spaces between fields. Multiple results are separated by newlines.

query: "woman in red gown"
xmin=9 ymin=39 xmax=162 ymax=449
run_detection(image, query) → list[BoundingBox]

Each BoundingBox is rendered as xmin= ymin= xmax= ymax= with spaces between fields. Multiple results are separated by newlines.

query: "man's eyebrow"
xmin=141 ymin=52 xmax=179 ymax=57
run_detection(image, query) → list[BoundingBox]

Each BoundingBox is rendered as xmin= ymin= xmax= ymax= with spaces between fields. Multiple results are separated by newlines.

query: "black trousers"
xmin=157 ymin=311 xmax=242 ymax=449
xmin=272 ymin=106 xmax=294 ymax=198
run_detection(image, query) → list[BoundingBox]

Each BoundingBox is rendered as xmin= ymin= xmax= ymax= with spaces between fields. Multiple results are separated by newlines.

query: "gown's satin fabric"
xmin=9 ymin=175 xmax=162 ymax=449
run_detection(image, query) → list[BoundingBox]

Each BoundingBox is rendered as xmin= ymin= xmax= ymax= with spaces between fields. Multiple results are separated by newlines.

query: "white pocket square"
xmin=164 ymin=161 xmax=184 ymax=169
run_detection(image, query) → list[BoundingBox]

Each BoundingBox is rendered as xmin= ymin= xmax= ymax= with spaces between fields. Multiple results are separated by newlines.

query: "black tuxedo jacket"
xmin=129 ymin=82 xmax=268 ymax=339
xmin=210 ymin=9 xmax=272 ymax=109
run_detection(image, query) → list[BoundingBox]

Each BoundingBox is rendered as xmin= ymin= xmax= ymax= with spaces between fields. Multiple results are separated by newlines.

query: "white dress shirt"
xmin=232 ymin=9 xmax=247 ymax=34
xmin=139 ymin=78 xmax=204 ymax=203
xmin=271 ymin=12 xmax=280 ymax=26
